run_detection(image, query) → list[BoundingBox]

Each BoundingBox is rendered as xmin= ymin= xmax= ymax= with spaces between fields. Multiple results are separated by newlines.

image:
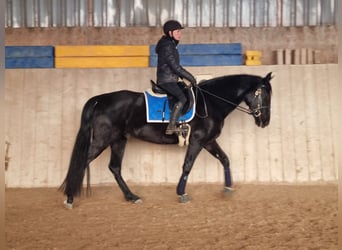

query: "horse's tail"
xmin=59 ymin=98 xmax=97 ymax=197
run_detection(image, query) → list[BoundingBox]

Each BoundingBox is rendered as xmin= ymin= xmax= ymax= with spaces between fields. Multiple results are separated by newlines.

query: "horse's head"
xmin=244 ymin=72 xmax=273 ymax=128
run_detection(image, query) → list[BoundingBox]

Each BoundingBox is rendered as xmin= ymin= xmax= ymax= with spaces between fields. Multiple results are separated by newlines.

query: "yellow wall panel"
xmin=245 ymin=60 xmax=262 ymax=66
xmin=55 ymin=45 xmax=149 ymax=57
xmin=55 ymin=57 xmax=149 ymax=68
xmin=245 ymin=50 xmax=262 ymax=65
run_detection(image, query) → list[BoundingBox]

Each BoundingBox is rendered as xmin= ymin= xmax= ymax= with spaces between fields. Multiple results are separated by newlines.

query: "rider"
xmin=155 ymin=20 xmax=197 ymax=135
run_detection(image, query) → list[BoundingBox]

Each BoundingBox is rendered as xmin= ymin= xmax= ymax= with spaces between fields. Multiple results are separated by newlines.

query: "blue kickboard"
xmin=150 ymin=43 xmax=242 ymax=56
xmin=178 ymin=43 xmax=242 ymax=55
xmin=5 ymin=57 xmax=54 ymax=68
xmin=149 ymin=54 xmax=243 ymax=67
xmin=5 ymin=46 xmax=54 ymax=58
xmin=144 ymin=90 xmax=195 ymax=123
xmin=149 ymin=43 xmax=243 ymax=67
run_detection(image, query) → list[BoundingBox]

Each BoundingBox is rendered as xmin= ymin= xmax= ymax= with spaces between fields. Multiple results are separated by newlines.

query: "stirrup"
xmin=165 ymin=125 xmax=181 ymax=135
xmin=178 ymin=123 xmax=191 ymax=147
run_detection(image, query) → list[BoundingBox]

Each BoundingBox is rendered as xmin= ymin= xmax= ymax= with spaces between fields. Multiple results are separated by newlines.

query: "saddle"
xmin=150 ymin=80 xmax=194 ymax=114
xmin=144 ymin=80 xmax=195 ymax=146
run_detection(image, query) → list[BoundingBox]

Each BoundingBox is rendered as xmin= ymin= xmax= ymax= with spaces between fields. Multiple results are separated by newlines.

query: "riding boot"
xmin=166 ymin=102 xmax=183 ymax=135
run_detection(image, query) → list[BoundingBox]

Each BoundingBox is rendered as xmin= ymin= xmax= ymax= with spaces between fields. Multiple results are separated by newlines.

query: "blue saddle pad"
xmin=144 ymin=89 xmax=195 ymax=123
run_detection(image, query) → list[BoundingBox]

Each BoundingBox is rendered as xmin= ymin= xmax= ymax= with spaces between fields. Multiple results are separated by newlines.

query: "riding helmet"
xmin=163 ymin=20 xmax=184 ymax=35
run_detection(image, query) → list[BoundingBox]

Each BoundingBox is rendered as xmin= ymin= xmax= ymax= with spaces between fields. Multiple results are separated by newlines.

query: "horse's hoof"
xmin=133 ymin=198 xmax=143 ymax=204
xmin=223 ymin=187 xmax=235 ymax=197
xmin=64 ymin=200 xmax=73 ymax=209
xmin=179 ymin=194 xmax=190 ymax=203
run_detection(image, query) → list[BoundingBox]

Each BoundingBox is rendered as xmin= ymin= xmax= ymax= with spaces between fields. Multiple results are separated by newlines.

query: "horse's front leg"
xmin=176 ymin=143 xmax=202 ymax=203
xmin=204 ymin=140 xmax=234 ymax=196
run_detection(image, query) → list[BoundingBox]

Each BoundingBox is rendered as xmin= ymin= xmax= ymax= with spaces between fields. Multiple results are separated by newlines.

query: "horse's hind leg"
xmin=109 ymin=137 xmax=142 ymax=203
xmin=64 ymin=121 xmax=111 ymax=208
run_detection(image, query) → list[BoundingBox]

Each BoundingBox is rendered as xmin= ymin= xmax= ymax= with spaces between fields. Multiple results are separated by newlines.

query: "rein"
xmin=193 ymin=85 xmax=269 ymax=118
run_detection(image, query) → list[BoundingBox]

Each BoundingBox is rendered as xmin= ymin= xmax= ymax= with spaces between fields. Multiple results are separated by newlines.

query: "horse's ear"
xmin=265 ymin=72 xmax=274 ymax=82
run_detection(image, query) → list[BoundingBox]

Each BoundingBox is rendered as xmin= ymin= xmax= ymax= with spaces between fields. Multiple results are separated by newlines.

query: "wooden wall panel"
xmin=4 ymin=65 xmax=339 ymax=188
xmin=318 ymin=65 xmax=338 ymax=181
xmin=46 ymin=70 xmax=63 ymax=187
xmin=5 ymin=70 xmax=24 ymax=187
xmin=20 ymin=70 xmax=37 ymax=187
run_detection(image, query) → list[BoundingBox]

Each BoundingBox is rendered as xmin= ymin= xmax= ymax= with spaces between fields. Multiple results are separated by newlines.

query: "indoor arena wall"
xmin=4 ymin=64 xmax=338 ymax=187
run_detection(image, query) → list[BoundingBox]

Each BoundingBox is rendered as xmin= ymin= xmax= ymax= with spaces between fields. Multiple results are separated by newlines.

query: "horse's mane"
xmin=199 ymin=74 xmax=272 ymax=94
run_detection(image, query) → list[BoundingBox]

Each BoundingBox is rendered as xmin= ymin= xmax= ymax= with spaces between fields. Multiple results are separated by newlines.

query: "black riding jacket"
xmin=155 ymin=35 xmax=196 ymax=85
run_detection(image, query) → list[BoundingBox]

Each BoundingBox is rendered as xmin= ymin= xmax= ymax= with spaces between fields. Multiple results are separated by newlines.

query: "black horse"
xmin=60 ymin=72 xmax=273 ymax=208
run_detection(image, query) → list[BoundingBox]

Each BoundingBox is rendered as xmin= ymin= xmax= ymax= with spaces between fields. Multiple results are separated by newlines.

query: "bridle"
xmin=193 ymin=85 xmax=270 ymax=119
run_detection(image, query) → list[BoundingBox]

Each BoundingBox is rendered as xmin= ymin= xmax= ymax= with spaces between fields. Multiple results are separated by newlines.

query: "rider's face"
xmin=169 ymin=29 xmax=182 ymax=41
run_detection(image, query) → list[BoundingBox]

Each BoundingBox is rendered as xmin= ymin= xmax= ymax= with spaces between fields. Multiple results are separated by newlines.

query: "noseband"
xmin=252 ymin=86 xmax=266 ymax=118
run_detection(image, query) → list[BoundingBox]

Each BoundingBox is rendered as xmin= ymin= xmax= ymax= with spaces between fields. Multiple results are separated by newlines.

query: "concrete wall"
xmin=5 ymin=26 xmax=337 ymax=65
xmin=4 ymin=64 xmax=338 ymax=187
